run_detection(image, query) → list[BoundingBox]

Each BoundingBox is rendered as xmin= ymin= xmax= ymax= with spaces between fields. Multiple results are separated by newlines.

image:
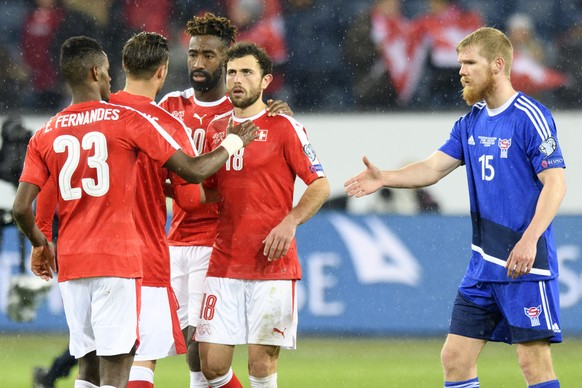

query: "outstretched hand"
xmin=226 ymin=118 xmax=259 ymax=146
xmin=266 ymin=99 xmax=293 ymax=117
xmin=30 ymin=243 xmax=56 ymax=281
xmin=344 ymin=156 xmax=384 ymax=197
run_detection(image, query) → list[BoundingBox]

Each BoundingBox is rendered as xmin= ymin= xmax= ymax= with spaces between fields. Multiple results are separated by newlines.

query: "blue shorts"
xmin=449 ymin=278 xmax=562 ymax=344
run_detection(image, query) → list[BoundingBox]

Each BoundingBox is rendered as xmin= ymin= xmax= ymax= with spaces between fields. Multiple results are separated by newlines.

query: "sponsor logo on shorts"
xmin=552 ymin=323 xmax=561 ymax=333
xmin=272 ymin=327 xmax=286 ymax=338
xmin=524 ymin=305 xmax=542 ymax=327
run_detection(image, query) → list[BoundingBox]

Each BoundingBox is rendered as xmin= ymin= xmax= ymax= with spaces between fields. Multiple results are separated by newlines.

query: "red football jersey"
xmin=158 ymin=89 xmax=233 ymax=247
xmin=109 ymin=91 xmax=195 ymax=286
xmin=20 ymin=100 xmax=180 ymax=282
xmin=205 ymin=109 xmax=326 ymax=280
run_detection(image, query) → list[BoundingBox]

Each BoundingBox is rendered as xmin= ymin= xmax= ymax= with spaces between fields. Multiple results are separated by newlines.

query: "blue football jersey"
xmin=439 ymin=93 xmax=565 ymax=282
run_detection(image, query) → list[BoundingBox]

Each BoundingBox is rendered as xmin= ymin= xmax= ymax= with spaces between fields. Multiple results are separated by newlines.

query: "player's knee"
xmin=441 ymin=345 xmax=466 ymax=373
xmin=248 ymin=358 xmax=277 ymax=377
xmin=201 ymin=363 xmax=230 ymax=381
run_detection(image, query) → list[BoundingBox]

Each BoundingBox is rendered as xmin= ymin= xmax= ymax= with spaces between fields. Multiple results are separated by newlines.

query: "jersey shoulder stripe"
xmin=100 ymin=101 xmax=181 ymax=149
xmin=276 ymin=113 xmax=310 ymax=146
xmin=513 ymin=95 xmax=552 ymax=141
xmin=158 ymin=88 xmax=194 ymax=105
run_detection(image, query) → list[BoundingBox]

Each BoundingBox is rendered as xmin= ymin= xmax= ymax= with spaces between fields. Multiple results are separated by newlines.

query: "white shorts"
xmin=59 ymin=277 xmax=139 ymax=358
xmin=169 ymin=245 xmax=211 ymax=329
xmin=195 ymin=277 xmax=297 ymax=349
xmin=134 ymin=285 xmax=186 ymax=361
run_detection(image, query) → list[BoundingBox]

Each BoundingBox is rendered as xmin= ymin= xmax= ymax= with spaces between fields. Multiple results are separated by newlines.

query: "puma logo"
xmin=193 ymin=113 xmax=207 ymax=125
xmin=272 ymin=327 xmax=286 ymax=338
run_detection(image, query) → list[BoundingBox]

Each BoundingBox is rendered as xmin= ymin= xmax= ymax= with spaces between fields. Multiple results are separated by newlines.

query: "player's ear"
xmin=156 ymin=63 xmax=168 ymax=80
xmin=90 ymin=65 xmax=100 ymax=82
xmin=261 ymin=73 xmax=273 ymax=91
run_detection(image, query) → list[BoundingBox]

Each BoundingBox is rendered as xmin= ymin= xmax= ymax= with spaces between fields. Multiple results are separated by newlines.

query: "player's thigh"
xmin=247 ymin=280 xmax=298 ymax=349
xmin=169 ymin=245 xmax=190 ymax=328
xmin=134 ymin=286 xmax=185 ymax=361
xmin=493 ymin=280 xmax=562 ymax=344
xmin=59 ymin=279 xmax=95 ymax=358
xmin=187 ymin=245 xmax=212 ymax=327
xmin=196 ymin=277 xmax=247 ymax=345
xmin=91 ymin=277 xmax=139 ymax=356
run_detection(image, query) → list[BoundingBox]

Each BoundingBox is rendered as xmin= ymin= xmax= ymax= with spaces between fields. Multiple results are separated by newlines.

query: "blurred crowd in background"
xmin=1 ymin=0 xmax=582 ymax=114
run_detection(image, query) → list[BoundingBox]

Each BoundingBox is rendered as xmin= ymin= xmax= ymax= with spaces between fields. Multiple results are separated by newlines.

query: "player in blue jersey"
xmin=344 ymin=27 xmax=565 ymax=388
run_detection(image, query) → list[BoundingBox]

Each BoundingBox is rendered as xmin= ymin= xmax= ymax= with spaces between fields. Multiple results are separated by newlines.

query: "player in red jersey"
xmin=197 ymin=42 xmax=329 ymax=388
xmin=12 ymin=36 xmax=258 ymax=388
xmin=108 ymin=32 xmax=192 ymax=388
xmin=159 ymin=13 xmax=291 ymax=388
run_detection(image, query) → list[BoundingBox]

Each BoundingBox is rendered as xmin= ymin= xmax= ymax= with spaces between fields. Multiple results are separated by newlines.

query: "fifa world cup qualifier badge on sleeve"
xmin=303 ymin=144 xmax=317 ymax=161
xmin=538 ymin=137 xmax=557 ymax=157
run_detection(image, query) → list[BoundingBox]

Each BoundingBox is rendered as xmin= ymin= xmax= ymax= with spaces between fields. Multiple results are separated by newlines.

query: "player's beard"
xmin=189 ymin=67 xmax=223 ymax=92
xmin=462 ymin=69 xmax=495 ymax=106
xmin=231 ymin=84 xmax=262 ymax=109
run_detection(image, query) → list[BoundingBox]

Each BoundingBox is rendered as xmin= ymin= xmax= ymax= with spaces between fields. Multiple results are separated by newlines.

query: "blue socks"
xmin=445 ymin=377 xmax=479 ymax=387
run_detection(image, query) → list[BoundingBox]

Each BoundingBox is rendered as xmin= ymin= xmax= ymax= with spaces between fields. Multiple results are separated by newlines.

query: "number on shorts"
xmin=200 ymin=293 xmax=217 ymax=321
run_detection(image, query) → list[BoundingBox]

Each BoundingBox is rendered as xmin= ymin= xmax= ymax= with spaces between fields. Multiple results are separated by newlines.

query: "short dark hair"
xmin=226 ymin=42 xmax=272 ymax=77
xmin=60 ymin=36 xmax=106 ymax=85
xmin=122 ymin=32 xmax=169 ymax=79
xmin=185 ymin=12 xmax=237 ymax=48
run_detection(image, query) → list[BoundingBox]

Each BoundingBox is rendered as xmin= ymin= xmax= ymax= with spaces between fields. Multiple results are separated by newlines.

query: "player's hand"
xmin=266 ymin=99 xmax=293 ymax=117
xmin=505 ymin=236 xmax=536 ymax=279
xmin=262 ymin=219 xmax=296 ymax=261
xmin=30 ymin=243 xmax=56 ymax=281
xmin=226 ymin=118 xmax=259 ymax=146
xmin=344 ymin=156 xmax=384 ymax=197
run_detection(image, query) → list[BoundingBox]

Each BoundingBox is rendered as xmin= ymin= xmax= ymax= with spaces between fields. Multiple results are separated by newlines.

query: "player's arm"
xmin=12 ymin=182 xmax=56 ymax=280
xmin=262 ymin=177 xmax=330 ymax=261
xmin=164 ymin=119 xmax=258 ymax=183
xmin=506 ymin=167 xmax=566 ymax=279
xmin=344 ymin=151 xmax=461 ymax=198
xmin=36 ymin=178 xmax=57 ymax=241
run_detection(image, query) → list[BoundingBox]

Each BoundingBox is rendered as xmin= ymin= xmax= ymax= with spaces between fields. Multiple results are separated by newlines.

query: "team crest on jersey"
xmin=524 ymin=305 xmax=542 ymax=327
xmin=212 ymin=132 xmax=226 ymax=146
xmin=538 ymin=137 xmax=557 ymax=157
xmin=171 ymin=110 xmax=185 ymax=121
xmin=498 ymin=138 xmax=511 ymax=158
xmin=255 ymin=129 xmax=268 ymax=142
xmin=303 ymin=144 xmax=317 ymax=161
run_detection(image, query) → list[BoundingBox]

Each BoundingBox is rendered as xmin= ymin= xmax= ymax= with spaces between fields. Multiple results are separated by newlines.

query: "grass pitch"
xmin=1 ymin=334 xmax=580 ymax=387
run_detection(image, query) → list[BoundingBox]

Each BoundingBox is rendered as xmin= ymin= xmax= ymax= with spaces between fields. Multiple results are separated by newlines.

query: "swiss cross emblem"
xmin=255 ymin=129 xmax=268 ymax=142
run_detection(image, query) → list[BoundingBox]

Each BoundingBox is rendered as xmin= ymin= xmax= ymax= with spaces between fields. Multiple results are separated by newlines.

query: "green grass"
xmin=1 ymin=334 xmax=581 ymax=387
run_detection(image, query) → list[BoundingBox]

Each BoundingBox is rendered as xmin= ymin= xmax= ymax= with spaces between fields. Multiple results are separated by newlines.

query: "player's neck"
xmin=123 ymin=79 xmax=156 ymax=101
xmin=485 ymin=81 xmax=516 ymax=110
xmin=70 ymin=88 xmax=103 ymax=105
xmin=195 ymin=83 xmax=227 ymax=103
xmin=234 ymin=100 xmax=267 ymax=119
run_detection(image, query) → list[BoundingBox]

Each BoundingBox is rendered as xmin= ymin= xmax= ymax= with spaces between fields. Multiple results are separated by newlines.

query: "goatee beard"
xmin=462 ymin=72 xmax=495 ymax=106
